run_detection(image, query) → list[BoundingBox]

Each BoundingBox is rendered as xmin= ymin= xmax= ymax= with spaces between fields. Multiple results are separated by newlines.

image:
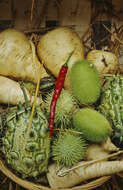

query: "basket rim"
xmin=0 ymin=159 xmax=111 ymax=190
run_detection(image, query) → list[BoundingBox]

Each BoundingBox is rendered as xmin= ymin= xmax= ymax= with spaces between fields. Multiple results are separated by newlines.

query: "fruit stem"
xmin=20 ymin=82 xmax=29 ymax=107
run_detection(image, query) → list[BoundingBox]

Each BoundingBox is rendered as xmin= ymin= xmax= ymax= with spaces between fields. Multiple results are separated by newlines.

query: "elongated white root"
xmin=101 ymin=137 xmax=119 ymax=152
xmin=85 ymin=138 xmax=119 ymax=161
xmin=0 ymin=29 xmax=48 ymax=83
xmin=47 ymin=159 xmax=123 ymax=189
xmin=85 ymin=144 xmax=109 ymax=160
xmin=0 ymin=76 xmax=42 ymax=105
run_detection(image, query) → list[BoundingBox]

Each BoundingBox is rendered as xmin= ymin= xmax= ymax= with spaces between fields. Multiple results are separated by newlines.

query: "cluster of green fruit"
xmin=44 ymin=60 xmax=122 ymax=168
xmin=0 ymin=59 xmax=122 ymax=180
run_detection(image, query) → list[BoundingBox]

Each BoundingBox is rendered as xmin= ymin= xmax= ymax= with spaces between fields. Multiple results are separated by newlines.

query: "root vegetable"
xmin=47 ymin=159 xmax=123 ymax=189
xmin=37 ymin=27 xmax=84 ymax=90
xmin=85 ymin=144 xmax=109 ymax=160
xmin=0 ymin=76 xmax=42 ymax=105
xmin=85 ymin=138 xmax=119 ymax=161
xmin=0 ymin=29 xmax=48 ymax=83
xmin=86 ymin=50 xmax=119 ymax=78
xmin=101 ymin=137 xmax=119 ymax=152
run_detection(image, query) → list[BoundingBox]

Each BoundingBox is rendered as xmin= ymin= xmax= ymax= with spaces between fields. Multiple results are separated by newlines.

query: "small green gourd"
xmin=70 ymin=60 xmax=100 ymax=104
xmin=73 ymin=108 xmax=112 ymax=143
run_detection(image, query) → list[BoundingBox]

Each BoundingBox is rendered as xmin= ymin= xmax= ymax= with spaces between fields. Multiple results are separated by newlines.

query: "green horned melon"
xmin=98 ymin=75 xmax=123 ymax=146
xmin=0 ymin=104 xmax=50 ymax=178
xmin=70 ymin=60 xmax=100 ymax=104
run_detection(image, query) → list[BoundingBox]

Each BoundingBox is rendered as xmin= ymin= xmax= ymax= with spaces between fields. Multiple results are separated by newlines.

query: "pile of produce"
xmin=0 ymin=27 xmax=123 ymax=189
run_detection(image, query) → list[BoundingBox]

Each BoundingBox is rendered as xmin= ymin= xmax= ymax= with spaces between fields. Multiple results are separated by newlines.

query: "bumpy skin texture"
xmin=73 ymin=108 xmax=111 ymax=143
xmin=52 ymin=131 xmax=87 ymax=168
xmin=70 ymin=60 xmax=100 ymax=104
xmin=0 ymin=105 xmax=50 ymax=178
xmin=98 ymin=75 xmax=123 ymax=145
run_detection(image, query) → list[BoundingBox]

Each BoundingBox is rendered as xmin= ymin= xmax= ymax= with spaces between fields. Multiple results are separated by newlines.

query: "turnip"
xmin=86 ymin=50 xmax=119 ymax=77
xmin=85 ymin=138 xmax=119 ymax=161
xmin=37 ymin=27 xmax=84 ymax=90
xmin=0 ymin=76 xmax=42 ymax=105
xmin=0 ymin=29 xmax=48 ymax=83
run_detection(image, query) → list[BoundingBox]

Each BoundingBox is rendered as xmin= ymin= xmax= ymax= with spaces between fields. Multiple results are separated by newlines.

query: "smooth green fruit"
xmin=52 ymin=130 xmax=87 ymax=168
xmin=73 ymin=108 xmax=112 ymax=143
xmin=70 ymin=60 xmax=100 ymax=104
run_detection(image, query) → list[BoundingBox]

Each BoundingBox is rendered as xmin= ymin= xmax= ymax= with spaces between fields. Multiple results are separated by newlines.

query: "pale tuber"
xmin=0 ymin=76 xmax=42 ymax=105
xmin=47 ymin=159 xmax=123 ymax=189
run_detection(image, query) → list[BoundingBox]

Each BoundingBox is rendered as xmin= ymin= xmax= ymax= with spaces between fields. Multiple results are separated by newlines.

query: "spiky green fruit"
xmin=98 ymin=75 xmax=123 ymax=146
xmin=52 ymin=130 xmax=87 ymax=168
xmin=44 ymin=89 xmax=77 ymax=126
xmin=0 ymin=104 xmax=50 ymax=178
xmin=70 ymin=60 xmax=100 ymax=104
xmin=73 ymin=108 xmax=112 ymax=143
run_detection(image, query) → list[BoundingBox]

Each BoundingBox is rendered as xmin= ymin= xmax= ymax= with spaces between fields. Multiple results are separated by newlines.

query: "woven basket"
xmin=0 ymin=158 xmax=111 ymax=190
xmin=0 ymin=38 xmax=122 ymax=190
xmin=0 ymin=70 xmax=123 ymax=190
xmin=1 ymin=144 xmax=123 ymax=189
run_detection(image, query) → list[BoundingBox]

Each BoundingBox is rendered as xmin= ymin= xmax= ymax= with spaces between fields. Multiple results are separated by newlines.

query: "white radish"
xmin=101 ymin=137 xmax=119 ymax=152
xmin=85 ymin=144 xmax=109 ymax=160
xmin=0 ymin=76 xmax=42 ymax=105
xmin=47 ymin=159 xmax=123 ymax=189
xmin=86 ymin=50 xmax=119 ymax=77
xmin=85 ymin=138 xmax=119 ymax=161
xmin=37 ymin=27 xmax=84 ymax=90
xmin=0 ymin=29 xmax=48 ymax=83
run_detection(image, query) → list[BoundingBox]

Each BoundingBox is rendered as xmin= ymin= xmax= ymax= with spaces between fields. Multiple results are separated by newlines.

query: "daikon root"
xmin=101 ymin=137 xmax=119 ymax=152
xmin=0 ymin=76 xmax=42 ymax=105
xmin=85 ymin=144 xmax=109 ymax=160
xmin=47 ymin=159 xmax=123 ymax=189
xmin=85 ymin=137 xmax=119 ymax=161
xmin=0 ymin=29 xmax=48 ymax=83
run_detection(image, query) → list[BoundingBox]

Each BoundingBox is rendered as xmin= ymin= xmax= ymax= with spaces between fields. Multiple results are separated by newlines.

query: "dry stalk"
xmin=9 ymin=182 xmax=13 ymax=190
xmin=37 ymin=0 xmax=50 ymax=28
xmin=103 ymin=24 xmax=123 ymax=45
xmin=117 ymin=171 xmax=123 ymax=178
xmin=1 ymin=176 xmax=7 ymax=184
xmin=54 ymin=0 xmax=61 ymax=8
xmin=112 ymin=29 xmax=123 ymax=54
xmin=81 ymin=25 xmax=92 ymax=41
xmin=30 ymin=0 xmax=35 ymax=21
xmin=23 ymin=41 xmax=41 ymax=150
xmin=111 ymin=175 xmax=121 ymax=190
xmin=15 ymin=183 xmax=20 ymax=190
